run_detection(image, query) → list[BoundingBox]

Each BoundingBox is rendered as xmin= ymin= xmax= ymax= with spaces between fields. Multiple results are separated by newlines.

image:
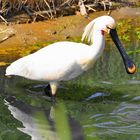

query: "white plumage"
xmin=5 ymin=16 xmax=117 ymax=99
xmin=6 ymin=42 xmax=102 ymax=80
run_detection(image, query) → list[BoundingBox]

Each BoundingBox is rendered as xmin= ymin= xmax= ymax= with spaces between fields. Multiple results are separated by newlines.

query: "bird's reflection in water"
xmin=4 ymin=96 xmax=84 ymax=140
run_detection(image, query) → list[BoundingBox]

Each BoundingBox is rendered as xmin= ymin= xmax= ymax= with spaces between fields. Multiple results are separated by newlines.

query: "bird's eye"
xmin=106 ymin=26 xmax=112 ymax=29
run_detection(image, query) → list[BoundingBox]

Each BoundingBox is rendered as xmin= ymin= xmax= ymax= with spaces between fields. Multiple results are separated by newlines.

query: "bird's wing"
xmin=6 ymin=42 xmax=91 ymax=81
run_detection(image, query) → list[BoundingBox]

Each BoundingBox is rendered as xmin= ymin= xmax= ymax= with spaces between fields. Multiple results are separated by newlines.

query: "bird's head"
xmin=93 ymin=16 xmax=116 ymax=34
xmin=82 ymin=16 xmax=136 ymax=74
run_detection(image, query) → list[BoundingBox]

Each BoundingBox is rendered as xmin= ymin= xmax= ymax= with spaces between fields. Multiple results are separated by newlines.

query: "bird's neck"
xmin=90 ymin=30 xmax=105 ymax=60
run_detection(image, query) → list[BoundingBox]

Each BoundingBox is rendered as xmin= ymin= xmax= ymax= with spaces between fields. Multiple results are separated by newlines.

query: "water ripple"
xmin=84 ymin=102 xmax=140 ymax=136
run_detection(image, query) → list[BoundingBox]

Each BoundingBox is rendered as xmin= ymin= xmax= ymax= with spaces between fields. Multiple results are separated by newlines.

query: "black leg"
xmin=44 ymin=84 xmax=51 ymax=97
xmin=51 ymin=95 xmax=56 ymax=103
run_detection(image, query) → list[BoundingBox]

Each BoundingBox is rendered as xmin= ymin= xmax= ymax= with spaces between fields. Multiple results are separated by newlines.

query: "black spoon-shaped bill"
xmin=110 ymin=29 xmax=136 ymax=74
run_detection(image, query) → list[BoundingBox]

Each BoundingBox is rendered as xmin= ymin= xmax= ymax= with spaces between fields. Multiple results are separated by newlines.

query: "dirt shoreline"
xmin=0 ymin=7 xmax=140 ymax=66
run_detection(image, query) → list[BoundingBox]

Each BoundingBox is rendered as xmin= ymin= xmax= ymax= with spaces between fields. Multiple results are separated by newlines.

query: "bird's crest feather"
xmin=82 ymin=18 xmax=97 ymax=44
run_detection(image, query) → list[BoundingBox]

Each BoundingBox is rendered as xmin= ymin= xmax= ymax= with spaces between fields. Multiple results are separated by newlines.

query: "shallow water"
xmin=0 ymin=40 xmax=140 ymax=140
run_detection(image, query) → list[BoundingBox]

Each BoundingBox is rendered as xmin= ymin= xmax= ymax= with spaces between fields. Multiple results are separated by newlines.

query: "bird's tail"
xmin=5 ymin=64 xmax=15 ymax=76
xmin=5 ymin=58 xmax=25 ymax=76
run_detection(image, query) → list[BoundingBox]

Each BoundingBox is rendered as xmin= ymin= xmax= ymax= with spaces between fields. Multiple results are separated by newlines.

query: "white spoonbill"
xmin=5 ymin=16 xmax=136 ymax=101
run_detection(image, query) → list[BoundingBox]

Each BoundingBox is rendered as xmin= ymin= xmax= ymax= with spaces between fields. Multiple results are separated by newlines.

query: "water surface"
xmin=0 ymin=39 xmax=140 ymax=140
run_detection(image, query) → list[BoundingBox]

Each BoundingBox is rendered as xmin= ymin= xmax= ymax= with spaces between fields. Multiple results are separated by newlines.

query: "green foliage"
xmin=127 ymin=49 xmax=140 ymax=55
xmin=134 ymin=27 xmax=140 ymax=40
xmin=34 ymin=42 xmax=42 ymax=49
xmin=34 ymin=41 xmax=58 ymax=49
xmin=117 ymin=19 xmax=132 ymax=42
xmin=136 ymin=31 xmax=140 ymax=40
xmin=120 ymin=34 xmax=130 ymax=42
